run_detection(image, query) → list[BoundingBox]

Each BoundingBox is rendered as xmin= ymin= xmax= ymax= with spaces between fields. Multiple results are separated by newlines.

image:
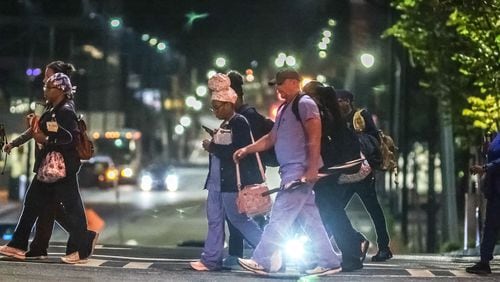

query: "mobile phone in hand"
xmin=202 ymin=125 xmax=214 ymax=136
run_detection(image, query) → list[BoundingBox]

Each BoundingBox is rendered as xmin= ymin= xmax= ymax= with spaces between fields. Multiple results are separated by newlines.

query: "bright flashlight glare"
xmin=285 ymin=239 xmax=305 ymax=259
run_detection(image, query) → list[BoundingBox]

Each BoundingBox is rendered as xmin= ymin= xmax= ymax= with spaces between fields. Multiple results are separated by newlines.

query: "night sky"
xmin=120 ymin=0 xmax=348 ymax=68
xmin=0 ymin=0 xmax=363 ymax=83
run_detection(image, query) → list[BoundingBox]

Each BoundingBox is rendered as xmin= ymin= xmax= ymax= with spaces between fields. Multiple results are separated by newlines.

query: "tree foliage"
xmin=385 ymin=0 xmax=500 ymax=134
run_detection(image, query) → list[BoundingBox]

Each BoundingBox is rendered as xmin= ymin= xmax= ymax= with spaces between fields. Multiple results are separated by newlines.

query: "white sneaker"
xmin=238 ymin=258 xmax=268 ymax=275
xmin=305 ymin=266 xmax=342 ymax=276
xmin=61 ymin=252 xmax=88 ymax=264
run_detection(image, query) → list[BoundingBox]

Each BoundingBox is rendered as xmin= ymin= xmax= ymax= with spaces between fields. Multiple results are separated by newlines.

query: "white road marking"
xmin=406 ymin=269 xmax=435 ymax=277
xmin=123 ymin=262 xmax=153 ymax=269
xmin=75 ymin=259 xmax=107 ymax=267
xmin=91 ymin=254 xmax=193 ymax=262
xmin=449 ymin=270 xmax=478 ymax=277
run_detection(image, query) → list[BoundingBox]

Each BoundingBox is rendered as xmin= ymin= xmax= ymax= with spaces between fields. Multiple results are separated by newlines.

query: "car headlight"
xmin=106 ymin=168 xmax=119 ymax=182
xmin=121 ymin=167 xmax=134 ymax=178
xmin=140 ymin=174 xmax=153 ymax=191
xmin=164 ymin=174 xmax=179 ymax=192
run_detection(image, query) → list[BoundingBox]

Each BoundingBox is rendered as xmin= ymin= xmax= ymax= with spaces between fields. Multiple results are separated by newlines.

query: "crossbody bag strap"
xmin=236 ymin=118 xmax=266 ymax=191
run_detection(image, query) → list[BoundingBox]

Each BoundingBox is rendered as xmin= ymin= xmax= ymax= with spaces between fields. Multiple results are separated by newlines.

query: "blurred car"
xmin=78 ymin=155 xmax=119 ymax=188
xmin=138 ymin=162 xmax=179 ymax=192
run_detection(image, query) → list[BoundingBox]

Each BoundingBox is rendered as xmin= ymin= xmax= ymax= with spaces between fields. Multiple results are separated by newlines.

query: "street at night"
xmin=1 ymin=0 xmax=499 ymax=280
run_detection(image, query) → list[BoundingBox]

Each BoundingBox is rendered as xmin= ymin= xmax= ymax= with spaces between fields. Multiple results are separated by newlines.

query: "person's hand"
xmin=202 ymin=139 xmax=212 ymax=152
xmin=470 ymin=165 xmax=485 ymax=175
xmin=233 ymin=147 xmax=248 ymax=163
xmin=302 ymin=168 xmax=319 ymax=184
xmin=3 ymin=143 xmax=13 ymax=154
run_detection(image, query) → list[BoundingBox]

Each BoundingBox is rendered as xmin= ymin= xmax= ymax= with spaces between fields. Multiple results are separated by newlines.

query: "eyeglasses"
xmin=211 ymin=103 xmax=226 ymax=111
xmin=43 ymin=85 xmax=58 ymax=92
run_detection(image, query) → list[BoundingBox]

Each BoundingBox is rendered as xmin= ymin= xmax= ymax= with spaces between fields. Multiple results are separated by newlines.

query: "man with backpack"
xmin=302 ymin=83 xmax=368 ymax=272
xmin=234 ymin=69 xmax=342 ymax=276
xmin=336 ymin=90 xmax=393 ymax=262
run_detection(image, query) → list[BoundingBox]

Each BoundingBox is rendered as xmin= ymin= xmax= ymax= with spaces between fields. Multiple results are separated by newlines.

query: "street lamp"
xmin=180 ymin=116 xmax=192 ymax=127
xmin=149 ymin=38 xmax=158 ymax=46
xmin=157 ymin=42 xmax=168 ymax=52
xmin=206 ymin=70 xmax=217 ymax=79
xmin=360 ymin=53 xmax=375 ymax=68
xmin=196 ymin=85 xmax=208 ymax=97
xmin=316 ymin=74 xmax=326 ymax=83
xmin=185 ymin=96 xmax=197 ymax=108
xmin=109 ymin=18 xmax=122 ymax=29
xmin=285 ymin=56 xmax=296 ymax=67
xmin=215 ymin=57 xmax=227 ymax=68
xmin=174 ymin=125 xmax=185 ymax=135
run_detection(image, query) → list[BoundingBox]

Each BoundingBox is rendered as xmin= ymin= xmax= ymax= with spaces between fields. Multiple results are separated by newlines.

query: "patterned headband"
xmin=46 ymin=72 xmax=76 ymax=99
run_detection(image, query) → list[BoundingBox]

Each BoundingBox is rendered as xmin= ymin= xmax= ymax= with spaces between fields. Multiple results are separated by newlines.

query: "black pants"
xmin=314 ymin=174 xmax=362 ymax=266
xmin=227 ymin=220 xmax=244 ymax=257
xmin=9 ymin=175 xmax=89 ymax=257
xmin=350 ymin=175 xmax=390 ymax=249
xmin=480 ymin=193 xmax=500 ymax=262
xmin=227 ymin=215 xmax=266 ymax=257
xmin=28 ymin=201 xmax=94 ymax=256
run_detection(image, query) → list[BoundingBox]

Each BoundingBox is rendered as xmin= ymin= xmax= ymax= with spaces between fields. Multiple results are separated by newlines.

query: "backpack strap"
xmin=291 ymin=94 xmax=305 ymax=121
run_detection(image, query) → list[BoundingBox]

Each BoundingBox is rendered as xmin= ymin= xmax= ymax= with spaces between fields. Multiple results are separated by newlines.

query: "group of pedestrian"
xmin=1 ymin=61 xmax=98 ymax=264
xmin=3 ymin=64 xmax=494 ymax=276
xmin=192 ymin=68 xmax=394 ymax=276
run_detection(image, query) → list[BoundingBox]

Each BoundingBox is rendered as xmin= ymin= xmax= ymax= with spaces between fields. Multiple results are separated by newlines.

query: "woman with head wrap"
xmin=0 ymin=71 xmax=92 ymax=264
xmin=2 ymin=61 xmax=97 ymax=262
xmin=190 ymin=73 xmax=263 ymax=271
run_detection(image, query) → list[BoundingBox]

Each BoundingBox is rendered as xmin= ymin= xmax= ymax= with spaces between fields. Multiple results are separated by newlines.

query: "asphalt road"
xmin=0 ymin=246 xmax=499 ymax=281
xmin=2 ymin=166 xmax=498 ymax=280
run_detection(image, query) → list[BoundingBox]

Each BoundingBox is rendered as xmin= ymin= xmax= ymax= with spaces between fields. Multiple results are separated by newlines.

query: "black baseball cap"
xmin=336 ymin=89 xmax=354 ymax=102
xmin=268 ymin=69 xmax=302 ymax=86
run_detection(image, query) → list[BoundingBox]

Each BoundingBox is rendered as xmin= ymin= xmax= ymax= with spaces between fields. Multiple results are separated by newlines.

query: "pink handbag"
xmin=235 ymin=136 xmax=272 ymax=217
xmin=37 ymin=151 xmax=66 ymax=183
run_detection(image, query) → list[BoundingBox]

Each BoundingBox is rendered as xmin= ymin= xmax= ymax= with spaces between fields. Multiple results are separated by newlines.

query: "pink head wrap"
xmin=208 ymin=73 xmax=237 ymax=104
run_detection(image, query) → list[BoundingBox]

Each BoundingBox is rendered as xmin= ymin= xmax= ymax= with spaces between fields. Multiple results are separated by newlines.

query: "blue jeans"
xmin=252 ymin=183 xmax=341 ymax=271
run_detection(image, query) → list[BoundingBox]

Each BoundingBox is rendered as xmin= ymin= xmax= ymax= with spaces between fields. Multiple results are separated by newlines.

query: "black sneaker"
xmin=371 ymin=248 xmax=393 ymax=262
xmin=341 ymin=260 xmax=363 ymax=272
xmin=25 ymin=250 xmax=48 ymax=260
xmin=466 ymin=262 xmax=491 ymax=275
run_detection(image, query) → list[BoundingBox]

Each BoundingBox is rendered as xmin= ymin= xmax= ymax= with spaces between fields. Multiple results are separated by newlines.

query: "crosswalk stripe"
xmin=449 ymin=270 xmax=477 ymax=277
xmin=406 ymin=269 xmax=435 ymax=277
xmin=123 ymin=262 xmax=153 ymax=269
xmin=76 ymin=259 xmax=107 ymax=267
